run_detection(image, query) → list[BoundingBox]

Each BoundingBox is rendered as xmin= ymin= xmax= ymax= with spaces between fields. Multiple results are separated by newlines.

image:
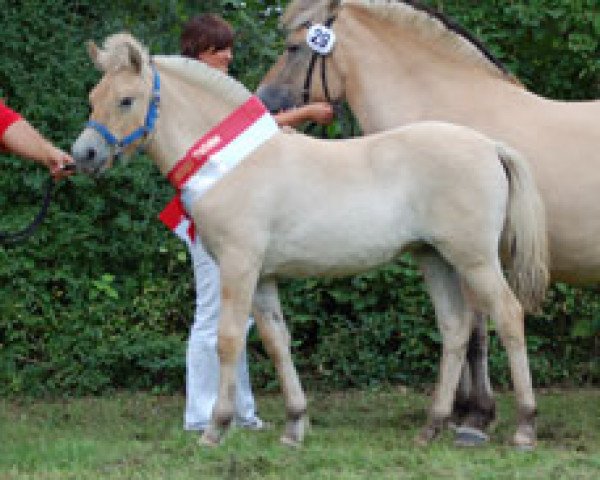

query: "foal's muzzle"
xmin=71 ymin=128 xmax=113 ymax=176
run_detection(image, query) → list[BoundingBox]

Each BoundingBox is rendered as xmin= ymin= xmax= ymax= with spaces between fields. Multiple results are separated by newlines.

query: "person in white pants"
xmin=179 ymin=13 xmax=334 ymax=433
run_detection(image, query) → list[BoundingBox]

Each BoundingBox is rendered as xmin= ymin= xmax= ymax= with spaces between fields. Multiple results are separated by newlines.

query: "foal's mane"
xmin=283 ymin=0 xmax=519 ymax=84
xmin=153 ymin=56 xmax=251 ymax=106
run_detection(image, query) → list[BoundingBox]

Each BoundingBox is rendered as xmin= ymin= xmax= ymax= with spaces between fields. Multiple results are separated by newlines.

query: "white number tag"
xmin=306 ymin=24 xmax=336 ymax=55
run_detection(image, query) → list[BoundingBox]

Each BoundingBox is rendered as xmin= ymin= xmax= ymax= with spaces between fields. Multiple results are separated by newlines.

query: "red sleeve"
xmin=0 ymin=102 xmax=23 ymax=143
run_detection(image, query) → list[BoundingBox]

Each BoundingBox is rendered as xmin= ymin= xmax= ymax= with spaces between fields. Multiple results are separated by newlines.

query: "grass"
xmin=0 ymin=388 xmax=598 ymax=479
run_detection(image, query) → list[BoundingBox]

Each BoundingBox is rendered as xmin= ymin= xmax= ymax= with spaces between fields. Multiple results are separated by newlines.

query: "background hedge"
xmin=0 ymin=0 xmax=598 ymax=397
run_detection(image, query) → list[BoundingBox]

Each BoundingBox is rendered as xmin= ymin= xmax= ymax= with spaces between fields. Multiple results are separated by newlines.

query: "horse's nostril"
xmin=86 ymin=148 xmax=96 ymax=161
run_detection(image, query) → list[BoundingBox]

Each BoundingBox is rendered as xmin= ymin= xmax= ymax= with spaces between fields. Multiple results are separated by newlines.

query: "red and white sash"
xmin=159 ymin=96 xmax=279 ymax=244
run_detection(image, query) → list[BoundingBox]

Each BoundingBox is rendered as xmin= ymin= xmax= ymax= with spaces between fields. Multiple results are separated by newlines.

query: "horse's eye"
xmin=287 ymin=44 xmax=301 ymax=54
xmin=120 ymin=97 xmax=134 ymax=108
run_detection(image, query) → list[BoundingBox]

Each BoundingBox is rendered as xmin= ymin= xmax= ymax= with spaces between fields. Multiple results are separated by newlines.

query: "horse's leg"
xmin=415 ymin=252 xmax=475 ymax=445
xmin=452 ymin=356 xmax=472 ymax=426
xmin=252 ymin=281 xmax=308 ymax=446
xmin=453 ymin=313 xmax=497 ymax=446
xmin=201 ymin=257 xmax=258 ymax=446
xmin=461 ymin=264 xmax=537 ymax=450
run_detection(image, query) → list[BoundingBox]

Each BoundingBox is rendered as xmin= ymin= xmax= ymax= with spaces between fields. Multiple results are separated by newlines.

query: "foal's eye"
xmin=120 ymin=97 xmax=134 ymax=108
xmin=286 ymin=44 xmax=301 ymax=54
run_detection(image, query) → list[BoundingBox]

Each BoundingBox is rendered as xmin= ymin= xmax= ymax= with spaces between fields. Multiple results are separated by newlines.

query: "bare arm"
xmin=2 ymin=119 xmax=73 ymax=179
xmin=274 ymin=102 xmax=334 ymax=128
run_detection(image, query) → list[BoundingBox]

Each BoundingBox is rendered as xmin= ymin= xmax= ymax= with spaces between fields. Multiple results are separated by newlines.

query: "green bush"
xmin=1 ymin=0 xmax=598 ymax=397
xmin=432 ymin=0 xmax=599 ymax=100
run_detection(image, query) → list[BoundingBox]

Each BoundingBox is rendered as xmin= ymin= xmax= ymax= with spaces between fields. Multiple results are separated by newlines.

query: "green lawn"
xmin=1 ymin=388 xmax=598 ymax=479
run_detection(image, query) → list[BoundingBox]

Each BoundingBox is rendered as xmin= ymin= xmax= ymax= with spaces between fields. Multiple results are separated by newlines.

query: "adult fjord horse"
xmin=258 ymin=0 xmax=600 ymax=442
xmin=71 ymin=33 xmax=548 ymax=448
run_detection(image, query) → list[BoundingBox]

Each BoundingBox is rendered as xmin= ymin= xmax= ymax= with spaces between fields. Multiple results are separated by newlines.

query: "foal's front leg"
xmin=201 ymin=257 xmax=258 ymax=446
xmin=252 ymin=281 xmax=308 ymax=446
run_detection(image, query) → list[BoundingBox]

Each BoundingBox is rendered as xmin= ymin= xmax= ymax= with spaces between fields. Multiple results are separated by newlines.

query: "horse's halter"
xmin=302 ymin=16 xmax=337 ymax=106
xmin=86 ymin=63 xmax=161 ymax=158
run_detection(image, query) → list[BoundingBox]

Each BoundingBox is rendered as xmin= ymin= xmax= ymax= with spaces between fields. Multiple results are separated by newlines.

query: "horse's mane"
xmin=282 ymin=0 xmax=518 ymax=84
xmin=281 ymin=0 xmax=334 ymax=30
xmin=153 ymin=56 xmax=251 ymax=106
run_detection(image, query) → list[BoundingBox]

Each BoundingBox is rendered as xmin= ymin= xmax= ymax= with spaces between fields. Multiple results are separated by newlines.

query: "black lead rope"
xmin=0 ymin=163 xmax=76 ymax=245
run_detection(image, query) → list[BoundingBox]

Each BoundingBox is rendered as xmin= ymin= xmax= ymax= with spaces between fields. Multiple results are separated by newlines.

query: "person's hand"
xmin=46 ymin=147 xmax=75 ymax=180
xmin=303 ymin=102 xmax=334 ymax=125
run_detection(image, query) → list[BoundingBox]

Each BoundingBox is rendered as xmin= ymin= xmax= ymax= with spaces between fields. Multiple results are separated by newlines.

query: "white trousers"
xmin=184 ymin=237 xmax=258 ymax=430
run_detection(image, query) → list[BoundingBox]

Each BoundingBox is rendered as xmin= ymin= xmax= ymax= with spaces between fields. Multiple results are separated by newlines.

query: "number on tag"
xmin=306 ymin=24 xmax=336 ymax=55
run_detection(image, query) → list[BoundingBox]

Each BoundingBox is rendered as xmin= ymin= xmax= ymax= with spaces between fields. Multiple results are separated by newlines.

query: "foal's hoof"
xmin=280 ymin=415 xmax=309 ymax=447
xmin=415 ymin=417 xmax=445 ymax=446
xmin=513 ymin=424 xmax=536 ymax=452
xmin=415 ymin=426 xmax=438 ymax=446
xmin=198 ymin=433 xmax=220 ymax=447
xmin=454 ymin=426 xmax=489 ymax=447
xmin=514 ymin=442 xmax=535 ymax=452
xmin=513 ymin=430 xmax=536 ymax=451
xmin=199 ymin=429 xmax=222 ymax=447
xmin=280 ymin=434 xmax=302 ymax=448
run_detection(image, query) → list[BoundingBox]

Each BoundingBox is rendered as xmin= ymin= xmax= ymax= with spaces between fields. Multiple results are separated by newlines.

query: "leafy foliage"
xmin=0 ymin=0 xmax=598 ymax=396
xmin=431 ymin=0 xmax=600 ymax=100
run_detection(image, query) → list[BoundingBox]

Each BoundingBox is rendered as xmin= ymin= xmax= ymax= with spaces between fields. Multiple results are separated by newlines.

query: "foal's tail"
xmin=496 ymin=142 xmax=549 ymax=313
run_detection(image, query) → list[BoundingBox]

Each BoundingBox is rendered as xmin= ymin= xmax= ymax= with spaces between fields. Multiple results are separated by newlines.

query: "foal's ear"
xmin=86 ymin=40 xmax=104 ymax=71
xmin=127 ymin=42 xmax=143 ymax=75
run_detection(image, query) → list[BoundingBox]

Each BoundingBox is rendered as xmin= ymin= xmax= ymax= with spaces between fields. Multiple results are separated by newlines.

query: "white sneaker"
xmin=236 ymin=416 xmax=271 ymax=431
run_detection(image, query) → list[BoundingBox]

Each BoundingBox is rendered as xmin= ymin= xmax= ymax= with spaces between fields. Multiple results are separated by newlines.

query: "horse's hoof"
xmin=460 ymin=408 xmax=497 ymax=433
xmin=454 ymin=426 xmax=489 ymax=447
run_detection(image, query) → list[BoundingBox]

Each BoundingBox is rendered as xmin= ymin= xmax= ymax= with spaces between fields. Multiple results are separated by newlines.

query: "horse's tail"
xmin=496 ymin=142 xmax=549 ymax=313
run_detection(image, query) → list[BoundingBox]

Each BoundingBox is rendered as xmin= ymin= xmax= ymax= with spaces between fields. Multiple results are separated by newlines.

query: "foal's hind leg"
xmin=252 ymin=281 xmax=308 ymax=446
xmin=461 ymin=265 xmax=537 ymax=449
xmin=415 ymin=252 xmax=475 ymax=445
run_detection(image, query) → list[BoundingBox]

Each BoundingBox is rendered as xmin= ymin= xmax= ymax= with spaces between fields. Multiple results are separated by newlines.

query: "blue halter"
xmin=86 ymin=64 xmax=161 ymax=155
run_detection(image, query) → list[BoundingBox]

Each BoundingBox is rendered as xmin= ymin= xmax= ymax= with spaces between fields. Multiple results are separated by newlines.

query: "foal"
xmin=72 ymin=33 xmax=548 ymax=449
